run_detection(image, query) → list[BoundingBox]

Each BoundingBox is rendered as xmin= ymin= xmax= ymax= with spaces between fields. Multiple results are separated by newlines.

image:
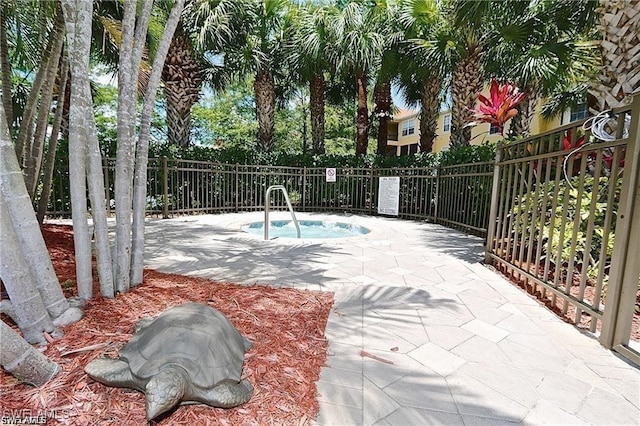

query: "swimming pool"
xmin=242 ymin=220 xmax=370 ymax=239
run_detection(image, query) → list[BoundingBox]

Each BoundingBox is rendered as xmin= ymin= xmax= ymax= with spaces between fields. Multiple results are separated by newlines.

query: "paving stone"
xmin=318 ymin=367 xmax=363 ymax=389
xmin=316 ymin=382 xmax=363 ymax=409
xmin=451 ymin=336 xmax=511 ymax=364
xmin=384 ymin=407 xmax=463 ymax=425
xmin=461 ymin=319 xmax=510 ymax=342
xmin=522 ymin=399 xmax=589 ymax=425
xmin=383 ymin=374 xmax=459 ymax=413
xmin=577 ymin=387 xmax=640 ymax=425
xmin=457 ymin=362 xmax=540 ymax=408
xmin=362 ymin=378 xmax=401 ymax=425
xmin=409 ymin=342 xmax=466 ymax=376
xmin=425 ymin=325 xmax=474 ymax=351
xmin=446 ymin=374 xmax=529 ymax=422
xmin=316 ymin=400 xmax=362 ymax=425
xmin=534 ymin=373 xmax=591 ymax=413
xmin=461 ymin=414 xmax=522 ymax=425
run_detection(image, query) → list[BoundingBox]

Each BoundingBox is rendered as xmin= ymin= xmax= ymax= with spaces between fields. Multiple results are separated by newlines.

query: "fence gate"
xmin=485 ymin=95 xmax=640 ymax=366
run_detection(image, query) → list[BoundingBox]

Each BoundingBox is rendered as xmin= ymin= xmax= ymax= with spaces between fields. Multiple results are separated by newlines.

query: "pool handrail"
xmin=264 ymin=185 xmax=301 ymax=240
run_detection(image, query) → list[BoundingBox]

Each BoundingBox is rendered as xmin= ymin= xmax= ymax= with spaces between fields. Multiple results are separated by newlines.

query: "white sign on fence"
xmin=377 ymin=176 xmax=400 ymax=216
xmin=326 ymin=168 xmax=336 ymax=182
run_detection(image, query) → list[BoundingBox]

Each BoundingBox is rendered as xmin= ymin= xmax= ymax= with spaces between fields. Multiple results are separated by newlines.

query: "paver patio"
xmin=142 ymin=212 xmax=640 ymax=425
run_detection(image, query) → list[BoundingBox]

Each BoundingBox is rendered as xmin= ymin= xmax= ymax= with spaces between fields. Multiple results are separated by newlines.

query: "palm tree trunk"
xmin=0 ymin=320 xmax=59 ymax=386
xmin=508 ymin=85 xmax=540 ymax=138
xmin=37 ymin=58 xmax=69 ymax=224
xmin=419 ymin=75 xmax=442 ymax=153
xmin=15 ymin=7 xmax=64 ymax=165
xmin=374 ymin=79 xmax=391 ymax=156
xmin=310 ymin=74 xmax=325 ymax=154
xmin=25 ymin=12 xmax=66 ymax=199
xmin=0 ymin=5 xmax=13 ymax=136
xmin=450 ymin=43 xmax=483 ymax=148
xmin=355 ymin=71 xmax=369 ymax=155
xmin=590 ymin=0 xmax=640 ymax=110
xmin=162 ymin=24 xmax=202 ymax=147
xmin=254 ymin=68 xmax=275 ymax=152
xmin=131 ymin=0 xmax=185 ymax=287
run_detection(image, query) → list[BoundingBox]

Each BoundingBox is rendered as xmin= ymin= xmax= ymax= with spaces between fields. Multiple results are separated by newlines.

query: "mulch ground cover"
xmin=1 ymin=225 xmax=334 ymax=425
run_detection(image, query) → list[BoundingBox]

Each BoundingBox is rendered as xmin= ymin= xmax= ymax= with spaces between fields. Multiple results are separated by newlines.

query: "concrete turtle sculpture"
xmin=85 ymin=303 xmax=253 ymax=420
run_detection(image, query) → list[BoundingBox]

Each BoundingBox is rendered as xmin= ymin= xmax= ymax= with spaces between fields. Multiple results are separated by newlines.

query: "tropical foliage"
xmin=471 ymin=78 xmax=525 ymax=135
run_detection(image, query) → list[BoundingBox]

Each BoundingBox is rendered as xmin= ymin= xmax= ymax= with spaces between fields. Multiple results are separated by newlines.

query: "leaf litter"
xmin=1 ymin=225 xmax=334 ymax=425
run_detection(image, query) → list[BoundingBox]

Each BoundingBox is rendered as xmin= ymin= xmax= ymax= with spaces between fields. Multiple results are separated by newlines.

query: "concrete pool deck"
xmin=141 ymin=212 xmax=639 ymax=425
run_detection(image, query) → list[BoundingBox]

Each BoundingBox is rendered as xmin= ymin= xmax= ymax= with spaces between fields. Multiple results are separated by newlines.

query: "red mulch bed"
xmin=1 ymin=225 xmax=334 ymax=425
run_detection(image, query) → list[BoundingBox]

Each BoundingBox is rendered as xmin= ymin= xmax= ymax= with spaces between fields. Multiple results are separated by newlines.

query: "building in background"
xmin=386 ymin=101 xmax=589 ymax=156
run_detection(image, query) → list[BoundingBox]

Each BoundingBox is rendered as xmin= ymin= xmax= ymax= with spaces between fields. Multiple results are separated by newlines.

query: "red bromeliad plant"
xmin=472 ymin=78 xmax=526 ymax=135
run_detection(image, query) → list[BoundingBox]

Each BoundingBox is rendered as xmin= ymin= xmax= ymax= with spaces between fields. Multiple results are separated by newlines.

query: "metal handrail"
xmin=264 ymin=185 xmax=301 ymax=240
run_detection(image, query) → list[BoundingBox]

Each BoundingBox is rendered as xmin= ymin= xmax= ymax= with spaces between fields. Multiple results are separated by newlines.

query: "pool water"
xmin=242 ymin=220 xmax=370 ymax=239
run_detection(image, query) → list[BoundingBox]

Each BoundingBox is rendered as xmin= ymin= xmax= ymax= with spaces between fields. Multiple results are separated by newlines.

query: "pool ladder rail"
xmin=264 ymin=185 xmax=301 ymax=240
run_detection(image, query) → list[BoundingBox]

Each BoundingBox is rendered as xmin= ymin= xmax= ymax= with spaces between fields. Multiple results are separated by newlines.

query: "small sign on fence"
xmin=326 ymin=168 xmax=336 ymax=182
xmin=377 ymin=176 xmax=400 ymax=216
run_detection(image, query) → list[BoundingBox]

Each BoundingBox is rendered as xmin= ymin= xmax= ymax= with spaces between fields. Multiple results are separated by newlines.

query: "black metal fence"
xmin=46 ymin=160 xmax=494 ymax=236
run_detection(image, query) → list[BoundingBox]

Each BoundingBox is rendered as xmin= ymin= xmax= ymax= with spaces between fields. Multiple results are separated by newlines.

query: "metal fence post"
xmin=235 ymin=164 xmax=239 ymax=212
xmin=434 ymin=166 xmax=441 ymax=222
xmin=162 ymin=156 xmax=169 ymax=219
xmin=302 ymin=167 xmax=307 ymax=211
xmin=600 ymin=95 xmax=640 ymax=357
xmin=485 ymin=143 xmax=503 ymax=263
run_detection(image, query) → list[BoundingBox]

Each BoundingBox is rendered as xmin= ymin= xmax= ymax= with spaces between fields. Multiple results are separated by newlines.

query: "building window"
xmin=570 ymin=103 xmax=589 ymax=122
xmin=489 ymin=123 xmax=500 ymax=135
xmin=443 ymin=114 xmax=451 ymax=132
xmin=401 ymin=120 xmax=415 ymax=137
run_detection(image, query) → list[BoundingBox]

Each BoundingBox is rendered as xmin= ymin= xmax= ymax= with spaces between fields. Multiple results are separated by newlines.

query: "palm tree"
xmin=329 ymin=2 xmax=384 ymax=155
xmin=192 ymin=0 xmax=289 ymax=152
xmin=370 ymin=1 xmax=406 ymax=156
xmin=288 ymin=3 xmax=335 ymax=154
xmin=396 ymin=0 xmax=443 ymax=153
xmin=161 ymin=22 xmax=202 ymax=147
xmin=589 ymin=0 xmax=640 ymax=111
xmin=455 ymin=0 xmax=599 ymax=137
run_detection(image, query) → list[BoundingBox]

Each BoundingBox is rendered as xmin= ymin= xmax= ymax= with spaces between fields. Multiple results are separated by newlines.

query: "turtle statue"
xmin=85 ymin=303 xmax=254 ymax=420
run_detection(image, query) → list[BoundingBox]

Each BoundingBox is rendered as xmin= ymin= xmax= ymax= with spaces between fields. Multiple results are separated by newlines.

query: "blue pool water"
xmin=242 ymin=220 xmax=370 ymax=239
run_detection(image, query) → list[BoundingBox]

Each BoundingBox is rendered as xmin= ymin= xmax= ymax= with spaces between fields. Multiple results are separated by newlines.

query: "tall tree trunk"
xmin=131 ymin=0 xmax=185 ymax=287
xmin=309 ymin=74 xmax=325 ymax=154
xmin=114 ymin=0 xmax=154 ymax=294
xmin=63 ymin=0 xmax=114 ymax=299
xmin=162 ymin=24 xmax=202 ymax=147
xmin=254 ymin=68 xmax=275 ymax=152
xmin=1 ymin=321 xmax=59 ymax=386
xmin=374 ymin=79 xmax=391 ymax=156
xmin=37 ymin=58 xmax=69 ymax=224
xmin=508 ymin=85 xmax=540 ymax=138
xmin=25 ymin=12 xmax=66 ymax=199
xmin=419 ymin=75 xmax=442 ymax=153
xmin=1 ymin=102 xmax=79 ymax=336
xmin=82 ymin=74 xmax=114 ymax=299
xmin=450 ymin=43 xmax=483 ymax=148
xmin=62 ymin=0 xmax=92 ymax=299
xmin=0 ymin=202 xmax=56 ymax=344
xmin=589 ymin=0 xmax=640 ymax=111
xmin=355 ymin=71 xmax=369 ymax=155
xmin=0 ymin=4 xmax=13 ymax=136
xmin=14 ymin=7 xmax=63 ymax=164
